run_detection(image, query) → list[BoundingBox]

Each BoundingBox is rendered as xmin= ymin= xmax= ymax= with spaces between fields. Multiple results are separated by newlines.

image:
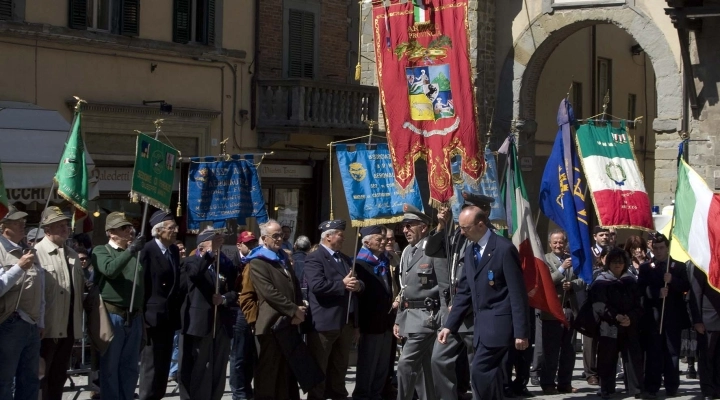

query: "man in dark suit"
xmin=351 ymin=225 xmax=394 ymax=400
xmin=178 ymin=228 xmax=238 ymax=400
xmin=139 ymin=211 xmax=182 ymax=400
xmin=688 ymin=260 xmax=720 ymax=400
xmin=305 ymin=220 xmax=363 ymax=400
xmin=438 ymin=203 xmax=530 ymax=399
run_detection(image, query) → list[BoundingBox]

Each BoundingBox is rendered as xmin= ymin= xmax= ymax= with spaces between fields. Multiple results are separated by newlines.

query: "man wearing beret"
xmin=426 ymin=193 xmax=490 ymax=400
xmin=178 ymin=228 xmax=238 ymax=400
xmin=35 ymin=207 xmax=84 ymax=400
xmin=395 ymin=204 xmax=442 ymax=400
xmin=91 ymin=211 xmax=147 ymax=400
xmin=438 ymin=203 xmax=530 ymax=399
xmin=138 ymin=211 xmax=181 ymax=400
xmin=305 ymin=219 xmax=363 ymax=400
xmin=0 ymin=205 xmax=43 ymax=399
xmin=351 ymin=225 xmax=395 ymax=400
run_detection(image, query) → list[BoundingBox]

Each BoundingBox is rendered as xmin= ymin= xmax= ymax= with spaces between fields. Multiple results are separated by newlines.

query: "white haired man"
xmin=139 ymin=211 xmax=181 ymax=400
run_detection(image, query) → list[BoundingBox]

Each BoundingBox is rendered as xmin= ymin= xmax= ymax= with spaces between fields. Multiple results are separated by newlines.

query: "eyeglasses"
xmin=164 ymin=225 xmax=179 ymax=231
xmin=266 ymin=233 xmax=283 ymax=241
xmin=79 ymin=257 xmax=89 ymax=262
xmin=402 ymin=223 xmax=423 ymax=230
xmin=458 ymin=221 xmax=479 ymax=231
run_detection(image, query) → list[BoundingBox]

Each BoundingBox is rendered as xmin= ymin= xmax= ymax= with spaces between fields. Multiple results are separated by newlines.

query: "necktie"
xmin=165 ymin=250 xmax=174 ymax=268
xmin=473 ymin=243 xmax=482 ymax=264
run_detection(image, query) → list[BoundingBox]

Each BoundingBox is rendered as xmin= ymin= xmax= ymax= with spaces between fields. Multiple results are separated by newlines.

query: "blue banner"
xmin=450 ymin=148 xmax=506 ymax=227
xmin=336 ymin=143 xmax=423 ymax=226
xmin=187 ymin=156 xmax=269 ymax=232
xmin=538 ymin=99 xmax=594 ymax=283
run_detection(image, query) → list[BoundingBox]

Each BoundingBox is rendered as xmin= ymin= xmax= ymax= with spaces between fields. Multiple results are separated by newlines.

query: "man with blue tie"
xmin=438 ymin=202 xmax=530 ymax=399
xmin=305 ymin=220 xmax=363 ymax=400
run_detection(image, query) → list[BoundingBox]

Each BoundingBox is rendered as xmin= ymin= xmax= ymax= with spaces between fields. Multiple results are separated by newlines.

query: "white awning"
xmin=0 ymin=101 xmax=95 ymax=189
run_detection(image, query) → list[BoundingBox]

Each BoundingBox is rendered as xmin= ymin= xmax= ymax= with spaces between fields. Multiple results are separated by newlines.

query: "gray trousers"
xmin=430 ymin=332 xmax=474 ymax=400
xmin=397 ymin=332 xmax=436 ymax=400
xmin=352 ymin=330 xmax=393 ymax=400
xmin=307 ymin=322 xmax=354 ymax=400
xmin=178 ymin=328 xmax=231 ymax=400
xmin=540 ymin=319 xmax=575 ymax=387
xmin=530 ymin=315 xmax=543 ymax=379
xmin=583 ymin=334 xmax=598 ymax=378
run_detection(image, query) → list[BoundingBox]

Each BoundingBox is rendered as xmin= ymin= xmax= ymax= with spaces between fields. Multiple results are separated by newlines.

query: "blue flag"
xmin=187 ymin=156 xmax=269 ymax=232
xmin=336 ymin=143 xmax=424 ymax=226
xmin=538 ymin=99 xmax=594 ymax=283
xmin=450 ymin=149 xmax=506 ymax=227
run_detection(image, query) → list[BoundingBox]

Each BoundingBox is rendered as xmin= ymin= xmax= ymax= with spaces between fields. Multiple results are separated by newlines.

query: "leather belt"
xmin=403 ymin=300 xmax=428 ymax=309
xmin=104 ymin=302 xmax=140 ymax=320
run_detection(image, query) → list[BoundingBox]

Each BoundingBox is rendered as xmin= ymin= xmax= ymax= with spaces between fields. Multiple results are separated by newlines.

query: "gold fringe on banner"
xmin=129 ymin=192 xmax=171 ymax=213
xmin=350 ymin=215 xmax=405 ymax=228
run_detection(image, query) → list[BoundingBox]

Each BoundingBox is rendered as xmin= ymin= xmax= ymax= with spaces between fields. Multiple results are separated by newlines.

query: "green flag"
xmin=0 ymin=162 xmax=8 ymax=220
xmin=55 ymin=111 xmax=89 ymax=215
xmin=130 ymin=133 xmax=178 ymax=212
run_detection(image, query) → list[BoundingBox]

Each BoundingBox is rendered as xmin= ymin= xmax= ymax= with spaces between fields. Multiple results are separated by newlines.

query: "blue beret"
xmin=196 ymin=229 xmax=221 ymax=245
xmin=319 ymin=220 xmax=346 ymax=233
xmin=149 ymin=210 xmax=174 ymax=227
xmin=359 ymin=226 xmax=384 ymax=237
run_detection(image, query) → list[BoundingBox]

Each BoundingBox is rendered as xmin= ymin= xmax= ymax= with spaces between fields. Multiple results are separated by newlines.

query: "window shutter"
xmin=120 ymin=0 xmax=140 ymax=37
xmin=173 ymin=0 xmax=191 ymax=44
xmin=0 ymin=0 xmax=12 ymax=20
xmin=206 ymin=0 xmax=215 ymax=46
xmin=68 ymin=0 xmax=87 ymax=29
xmin=288 ymin=10 xmax=315 ymax=79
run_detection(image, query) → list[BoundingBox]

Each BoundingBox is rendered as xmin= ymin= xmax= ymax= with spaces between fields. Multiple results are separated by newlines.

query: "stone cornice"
xmin=0 ymin=21 xmax=246 ymax=61
xmin=66 ymin=99 xmax=221 ymax=121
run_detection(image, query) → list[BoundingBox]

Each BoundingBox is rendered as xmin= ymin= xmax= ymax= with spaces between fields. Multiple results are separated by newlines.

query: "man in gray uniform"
xmin=426 ymin=192 xmax=491 ymax=400
xmin=394 ymin=204 xmax=441 ymax=400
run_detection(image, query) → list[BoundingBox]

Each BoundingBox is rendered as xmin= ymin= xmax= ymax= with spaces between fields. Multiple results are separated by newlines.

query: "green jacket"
xmin=91 ymin=243 xmax=144 ymax=310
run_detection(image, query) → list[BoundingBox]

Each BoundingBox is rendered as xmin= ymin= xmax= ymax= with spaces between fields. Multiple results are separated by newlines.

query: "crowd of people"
xmin=0 ymin=192 xmax=718 ymax=400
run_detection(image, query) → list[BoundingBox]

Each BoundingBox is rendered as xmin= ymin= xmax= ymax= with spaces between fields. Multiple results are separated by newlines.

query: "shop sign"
xmin=91 ymin=167 xmax=180 ymax=192
xmin=6 ymin=188 xmax=63 ymax=204
xmin=258 ymin=164 xmax=313 ymax=179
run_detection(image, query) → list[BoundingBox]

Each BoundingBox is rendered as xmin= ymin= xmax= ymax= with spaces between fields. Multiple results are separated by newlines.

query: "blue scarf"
xmin=356 ymin=247 xmax=388 ymax=276
xmin=245 ymin=245 xmax=287 ymax=266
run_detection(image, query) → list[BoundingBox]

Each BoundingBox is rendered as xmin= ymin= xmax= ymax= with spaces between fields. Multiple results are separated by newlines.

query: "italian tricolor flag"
xmin=673 ymin=159 xmax=720 ymax=291
xmin=413 ymin=0 xmax=430 ymax=24
xmin=575 ymin=123 xmax=653 ymax=230
xmin=500 ymin=138 xmax=567 ymax=325
xmin=0 ymin=161 xmax=7 ymax=220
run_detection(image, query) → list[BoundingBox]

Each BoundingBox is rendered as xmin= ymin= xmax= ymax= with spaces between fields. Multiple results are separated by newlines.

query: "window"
xmin=287 ymin=9 xmax=315 ymax=78
xmin=597 ymin=58 xmax=612 ymax=115
xmin=69 ymin=0 xmax=138 ymax=36
xmin=0 ymin=0 xmax=12 ymax=20
xmin=571 ymin=81 xmax=583 ymax=119
xmin=172 ymin=0 xmax=216 ymax=46
xmin=627 ymin=93 xmax=637 ymax=120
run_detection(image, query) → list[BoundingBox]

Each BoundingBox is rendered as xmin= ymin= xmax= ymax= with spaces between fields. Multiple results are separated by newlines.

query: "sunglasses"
xmin=79 ymin=257 xmax=89 ymax=262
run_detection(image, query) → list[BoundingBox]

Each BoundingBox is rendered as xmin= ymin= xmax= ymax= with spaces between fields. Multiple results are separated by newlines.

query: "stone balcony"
xmin=257 ymin=79 xmax=379 ymax=144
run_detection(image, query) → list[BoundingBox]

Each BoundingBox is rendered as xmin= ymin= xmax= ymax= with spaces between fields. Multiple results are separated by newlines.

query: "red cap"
xmin=237 ymin=231 xmax=257 ymax=244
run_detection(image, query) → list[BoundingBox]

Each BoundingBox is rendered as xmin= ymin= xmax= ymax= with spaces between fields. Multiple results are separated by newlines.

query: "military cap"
xmin=359 ymin=226 xmax=384 ymax=237
xmin=40 ymin=206 xmax=71 ymax=227
xmin=149 ymin=210 xmax=174 ymax=227
xmin=401 ymin=203 xmax=431 ymax=225
xmin=593 ymin=226 xmax=610 ymax=234
xmin=105 ymin=212 xmax=133 ymax=230
xmin=319 ymin=220 xmax=346 ymax=233
xmin=196 ymin=229 xmax=221 ymax=245
xmin=2 ymin=205 xmax=28 ymax=221
xmin=27 ymin=228 xmax=45 ymax=242
xmin=461 ymin=192 xmax=494 ymax=209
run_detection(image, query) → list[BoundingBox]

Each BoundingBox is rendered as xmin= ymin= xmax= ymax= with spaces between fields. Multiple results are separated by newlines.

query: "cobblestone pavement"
xmin=62 ymin=354 xmax=703 ymax=399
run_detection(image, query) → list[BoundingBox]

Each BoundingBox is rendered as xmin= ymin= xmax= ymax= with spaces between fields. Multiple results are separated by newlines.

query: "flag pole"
xmin=127 ymin=119 xmax=164 ymax=322
xmin=213 ymin=248 xmax=221 ymax=338
xmin=659 ymin=139 xmax=687 ymax=335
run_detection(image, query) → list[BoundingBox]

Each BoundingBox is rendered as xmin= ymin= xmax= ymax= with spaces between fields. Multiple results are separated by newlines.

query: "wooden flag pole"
xmin=213 ymin=248 xmax=221 ymax=338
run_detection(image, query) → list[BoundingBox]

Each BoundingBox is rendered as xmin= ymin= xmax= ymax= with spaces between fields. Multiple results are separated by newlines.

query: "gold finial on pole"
xmin=601 ymin=89 xmax=610 ymax=121
xmin=72 ymin=96 xmax=87 ymax=112
xmin=365 ymin=119 xmax=376 ymax=144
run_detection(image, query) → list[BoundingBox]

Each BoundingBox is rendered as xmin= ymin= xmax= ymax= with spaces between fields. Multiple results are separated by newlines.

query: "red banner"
xmin=372 ymin=0 xmax=483 ymax=205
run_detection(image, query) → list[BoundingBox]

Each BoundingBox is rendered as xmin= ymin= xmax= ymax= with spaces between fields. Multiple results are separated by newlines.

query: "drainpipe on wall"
xmin=250 ymin=0 xmax=260 ymax=131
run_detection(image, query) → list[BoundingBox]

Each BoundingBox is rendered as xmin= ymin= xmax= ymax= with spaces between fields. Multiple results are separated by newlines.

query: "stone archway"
xmin=501 ymin=7 xmax=682 ymax=134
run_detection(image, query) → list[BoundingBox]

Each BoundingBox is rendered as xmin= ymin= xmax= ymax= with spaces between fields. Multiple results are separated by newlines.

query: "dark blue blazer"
xmin=304 ymin=246 xmax=359 ymax=331
xmin=444 ymin=232 xmax=530 ymax=348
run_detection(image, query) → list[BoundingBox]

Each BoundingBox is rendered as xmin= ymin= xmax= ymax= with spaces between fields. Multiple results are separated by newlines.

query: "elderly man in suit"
xmin=537 ymin=229 xmax=583 ymax=395
xmin=438 ymin=203 xmax=530 ymax=399
xmin=351 ymin=225 xmax=395 ymax=400
xmin=178 ymin=228 xmax=238 ymax=400
xmin=139 ymin=211 xmax=181 ymax=400
xmin=248 ymin=219 xmax=307 ymax=400
xmin=305 ymin=219 xmax=363 ymax=400
xmin=395 ymin=204 xmax=442 ymax=400
xmin=688 ymin=260 xmax=720 ymax=400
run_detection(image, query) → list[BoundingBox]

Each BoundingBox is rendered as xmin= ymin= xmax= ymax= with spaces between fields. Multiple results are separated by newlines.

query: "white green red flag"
xmin=413 ymin=0 xmax=430 ymax=24
xmin=575 ymin=121 xmax=653 ymax=230
xmin=499 ymin=137 xmax=568 ymax=325
xmin=672 ymin=159 xmax=720 ymax=292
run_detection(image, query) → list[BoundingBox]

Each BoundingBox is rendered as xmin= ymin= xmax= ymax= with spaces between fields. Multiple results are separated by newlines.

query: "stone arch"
xmin=501 ymin=7 xmax=682 ymax=134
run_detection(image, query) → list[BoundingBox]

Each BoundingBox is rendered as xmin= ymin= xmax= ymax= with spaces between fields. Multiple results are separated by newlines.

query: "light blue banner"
xmin=451 ymin=148 xmax=506 ymax=226
xmin=336 ymin=143 xmax=424 ymax=227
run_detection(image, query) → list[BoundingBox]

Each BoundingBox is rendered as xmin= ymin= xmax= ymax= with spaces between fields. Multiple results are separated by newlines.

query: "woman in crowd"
xmin=589 ymin=248 xmax=645 ymax=399
xmin=624 ymin=235 xmax=650 ymax=275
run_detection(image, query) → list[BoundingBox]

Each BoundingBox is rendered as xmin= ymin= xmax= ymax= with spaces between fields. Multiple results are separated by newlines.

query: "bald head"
xmin=458 ymin=206 xmax=489 ymax=242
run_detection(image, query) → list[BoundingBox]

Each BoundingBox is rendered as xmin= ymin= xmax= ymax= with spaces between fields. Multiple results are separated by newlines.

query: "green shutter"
xmin=0 ymin=0 xmax=12 ymax=20
xmin=206 ymin=0 xmax=215 ymax=46
xmin=68 ymin=0 xmax=87 ymax=29
xmin=288 ymin=10 xmax=315 ymax=78
xmin=173 ymin=0 xmax=190 ymax=44
xmin=120 ymin=0 xmax=140 ymax=37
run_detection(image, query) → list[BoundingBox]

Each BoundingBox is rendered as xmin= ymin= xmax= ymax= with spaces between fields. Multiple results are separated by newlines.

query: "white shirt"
xmin=476 ymin=229 xmax=492 ymax=258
